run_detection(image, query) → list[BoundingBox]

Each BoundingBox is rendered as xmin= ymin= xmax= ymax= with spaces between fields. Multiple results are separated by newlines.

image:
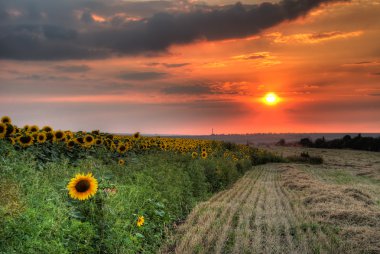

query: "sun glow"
xmin=263 ymin=92 xmax=279 ymax=106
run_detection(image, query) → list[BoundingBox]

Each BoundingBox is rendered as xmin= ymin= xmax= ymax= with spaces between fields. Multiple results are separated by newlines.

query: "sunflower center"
xmin=20 ymin=136 xmax=31 ymax=143
xmin=75 ymin=180 xmax=91 ymax=193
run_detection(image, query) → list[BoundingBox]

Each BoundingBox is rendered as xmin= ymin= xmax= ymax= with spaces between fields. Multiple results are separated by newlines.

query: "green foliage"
xmin=0 ymin=140 xmax=280 ymax=253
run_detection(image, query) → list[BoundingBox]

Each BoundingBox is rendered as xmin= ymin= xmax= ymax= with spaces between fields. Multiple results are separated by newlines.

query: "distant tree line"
xmin=299 ymin=134 xmax=380 ymax=152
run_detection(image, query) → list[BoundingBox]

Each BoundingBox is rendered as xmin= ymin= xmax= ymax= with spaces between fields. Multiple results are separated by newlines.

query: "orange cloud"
xmin=267 ymin=31 xmax=363 ymax=44
xmin=91 ymin=14 xmax=106 ymax=22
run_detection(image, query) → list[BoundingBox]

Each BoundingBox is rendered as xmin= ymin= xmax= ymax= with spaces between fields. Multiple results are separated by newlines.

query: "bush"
xmin=286 ymin=152 xmax=323 ymax=164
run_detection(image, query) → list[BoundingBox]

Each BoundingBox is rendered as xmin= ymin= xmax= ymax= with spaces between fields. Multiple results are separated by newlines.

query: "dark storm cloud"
xmin=0 ymin=0 xmax=344 ymax=60
xmin=119 ymin=71 xmax=168 ymax=80
xmin=54 ymin=64 xmax=91 ymax=73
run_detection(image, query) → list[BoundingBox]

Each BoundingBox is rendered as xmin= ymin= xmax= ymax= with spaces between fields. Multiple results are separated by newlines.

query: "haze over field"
xmin=1 ymin=0 xmax=380 ymax=134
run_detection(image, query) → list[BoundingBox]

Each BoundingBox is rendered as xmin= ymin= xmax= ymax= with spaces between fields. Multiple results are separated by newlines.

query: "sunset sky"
xmin=1 ymin=0 xmax=380 ymax=134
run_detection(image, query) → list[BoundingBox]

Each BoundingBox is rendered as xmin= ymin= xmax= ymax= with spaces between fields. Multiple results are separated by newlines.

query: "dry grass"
xmin=161 ymin=148 xmax=380 ymax=253
xmin=267 ymin=146 xmax=380 ymax=181
xmin=162 ymin=165 xmax=342 ymax=253
xmin=282 ymin=165 xmax=380 ymax=253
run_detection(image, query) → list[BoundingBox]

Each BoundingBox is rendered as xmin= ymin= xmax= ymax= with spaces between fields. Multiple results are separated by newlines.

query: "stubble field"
xmin=163 ymin=147 xmax=380 ymax=254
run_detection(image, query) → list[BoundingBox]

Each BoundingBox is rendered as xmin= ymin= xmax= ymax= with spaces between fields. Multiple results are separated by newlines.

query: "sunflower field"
xmin=0 ymin=116 xmax=282 ymax=254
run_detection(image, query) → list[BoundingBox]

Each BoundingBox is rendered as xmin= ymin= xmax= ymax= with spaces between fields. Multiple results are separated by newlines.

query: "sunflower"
xmin=1 ymin=116 xmax=11 ymax=124
xmin=29 ymin=125 xmax=39 ymax=133
xmin=9 ymin=137 xmax=16 ymax=145
xmin=91 ymin=130 xmax=100 ymax=135
xmin=133 ymin=132 xmax=140 ymax=140
xmin=37 ymin=132 xmax=47 ymax=143
xmin=201 ymin=151 xmax=208 ymax=159
xmin=67 ymin=173 xmax=98 ymax=201
xmin=95 ymin=138 xmax=103 ymax=145
xmin=53 ymin=130 xmax=66 ymax=142
xmin=84 ymin=134 xmax=94 ymax=145
xmin=66 ymin=139 xmax=76 ymax=149
xmin=191 ymin=152 xmax=198 ymax=159
xmin=18 ymin=134 xmax=34 ymax=148
xmin=65 ymin=131 xmax=74 ymax=139
xmin=42 ymin=126 xmax=53 ymax=133
xmin=137 ymin=216 xmax=145 ymax=227
xmin=23 ymin=125 xmax=30 ymax=131
xmin=117 ymin=143 xmax=127 ymax=153
xmin=5 ymin=124 xmax=16 ymax=137
xmin=0 ymin=123 xmax=6 ymax=139
xmin=202 ymin=148 xmax=207 ymax=153
xmin=118 ymin=159 xmax=125 ymax=165
xmin=75 ymin=137 xmax=84 ymax=144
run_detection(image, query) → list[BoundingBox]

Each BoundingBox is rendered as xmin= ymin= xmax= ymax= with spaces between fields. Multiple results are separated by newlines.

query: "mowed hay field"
xmin=162 ymin=147 xmax=380 ymax=254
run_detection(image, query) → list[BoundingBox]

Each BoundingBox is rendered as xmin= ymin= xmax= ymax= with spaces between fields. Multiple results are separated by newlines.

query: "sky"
xmin=1 ymin=0 xmax=380 ymax=134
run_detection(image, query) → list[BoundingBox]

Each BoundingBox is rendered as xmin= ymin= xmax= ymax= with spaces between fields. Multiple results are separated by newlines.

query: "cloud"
xmin=54 ymin=64 xmax=91 ymax=73
xmin=146 ymin=62 xmax=190 ymax=68
xmin=267 ymin=30 xmax=363 ymax=44
xmin=119 ymin=71 xmax=168 ymax=80
xmin=0 ymin=0 xmax=344 ymax=60
xmin=161 ymin=81 xmax=251 ymax=95
xmin=162 ymin=85 xmax=212 ymax=95
xmin=342 ymin=61 xmax=380 ymax=67
xmin=162 ymin=63 xmax=190 ymax=68
xmin=231 ymin=52 xmax=271 ymax=60
xmin=15 ymin=74 xmax=71 ymax=81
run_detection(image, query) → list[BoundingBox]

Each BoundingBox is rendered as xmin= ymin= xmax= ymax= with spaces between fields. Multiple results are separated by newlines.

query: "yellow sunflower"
xmin=53 ymin=130 xmax=66 ymax=142
xmin=66 ymin=139 xmax=76 ymax=149
xmin=65 ymin=131 xmax=74 ymax=139
xmin=117 ymin=143 xmax=127 ymax=154
xmin=133 ymin=132 xmax=140 ymax=140
xmin=5 ymin=124 xmax=16 ymax=137
xmin=84 ymin=134 xmax=94 ymax=145
xmin=201 ymin=151 xmax=208 ymax=159
xmin=18 ymin=134 xmax=34 ymax=147
xmin=42 ymin=126 xmax=53 ymax=133
xmin=118 ymin=159 xmax=125 ymax=165
xmin=36 ymin=132 xmax=47 ymax=143
xmin=0 ymin=123 xmax=6 ymax=139
xmin=1 ymin=116 xmax=11 ymax=124
xmin=137 ymin=216 xmax=145 ymax=227
xmin=29 ymin=125 xmax=39 ymax=133
xmin=191 ymin=152 xmax=198 ymax=159
xmin=9 ymin=137 xmax=16 ymax=145
xmin=75 ymin=137 xmax=84 ymax=145
xmin=67 ymin=173 xmax=98 ymax=200
xmin=95 ymin=138 xmax=103 ymax=145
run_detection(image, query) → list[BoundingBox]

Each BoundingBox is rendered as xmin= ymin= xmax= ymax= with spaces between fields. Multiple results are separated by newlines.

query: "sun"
xmin=263 ymin=92 xmax=279 ymax=106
